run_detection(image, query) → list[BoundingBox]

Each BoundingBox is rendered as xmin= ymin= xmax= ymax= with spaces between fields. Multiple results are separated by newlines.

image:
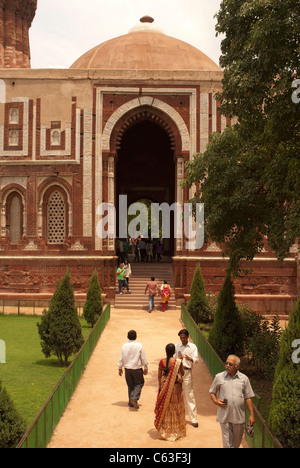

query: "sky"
xmin=29 ymin=0 xmax=223 ymax=69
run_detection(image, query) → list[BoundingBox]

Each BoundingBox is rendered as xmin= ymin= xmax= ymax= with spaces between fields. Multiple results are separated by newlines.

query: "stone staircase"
xmin=114 ymin=258 xmax=176 ymax=311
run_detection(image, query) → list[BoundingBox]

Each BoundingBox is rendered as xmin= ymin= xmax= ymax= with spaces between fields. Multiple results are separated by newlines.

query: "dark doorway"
xmin=116 ymin=119 xmax=176 ymax=255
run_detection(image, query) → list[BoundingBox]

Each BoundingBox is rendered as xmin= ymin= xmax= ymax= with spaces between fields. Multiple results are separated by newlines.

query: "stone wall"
xmin=174 ymin=254 xmax=298 ymax=316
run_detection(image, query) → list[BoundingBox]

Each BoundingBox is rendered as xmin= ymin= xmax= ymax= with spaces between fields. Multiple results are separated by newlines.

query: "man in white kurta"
xmin=175 ymin=329 xmax=199 ymax=427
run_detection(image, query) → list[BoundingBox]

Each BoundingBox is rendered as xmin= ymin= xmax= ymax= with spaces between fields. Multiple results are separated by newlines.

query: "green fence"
xmin=181 ymin=304 xmax=283 ymax=449
xmin=16 ymin=304 xmax=111 ymax=449
xmin=0 ymin=298 xmax=86 ymax=316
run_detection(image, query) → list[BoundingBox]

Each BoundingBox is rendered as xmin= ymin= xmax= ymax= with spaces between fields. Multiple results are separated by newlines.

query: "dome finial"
xmin=140 ymin=15 xmax=154 ymax=24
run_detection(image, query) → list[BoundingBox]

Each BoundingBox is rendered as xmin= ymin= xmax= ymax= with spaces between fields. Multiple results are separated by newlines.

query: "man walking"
xmin=118 ymin=330 xmax=148 ymax=409
xmin=175 ymin=329 xmax=199 ymax=427
xmin=209 ymin=354 xmax=255 ymax=448
xmin=144 ymin=276 xmax=159 ymax=313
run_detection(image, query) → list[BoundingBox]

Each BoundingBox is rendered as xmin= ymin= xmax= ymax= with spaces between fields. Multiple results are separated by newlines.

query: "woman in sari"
xmin=160 ymin=280 xmax=172 ymax=311
xmin=154 ymin=343 xmax=186 ymax=441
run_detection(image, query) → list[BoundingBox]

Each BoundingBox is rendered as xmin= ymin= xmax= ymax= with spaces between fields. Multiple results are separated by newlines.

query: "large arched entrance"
xmin=115 ymin=108 xmax=177 ymax=256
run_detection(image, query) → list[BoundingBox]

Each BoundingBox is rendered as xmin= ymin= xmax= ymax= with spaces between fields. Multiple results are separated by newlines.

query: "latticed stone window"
xmin=47 ymin=190 xmax=66 ymax=244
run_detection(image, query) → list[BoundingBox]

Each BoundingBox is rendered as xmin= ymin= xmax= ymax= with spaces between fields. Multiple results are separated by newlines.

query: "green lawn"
xmin=0 ymin=314 xmax=91 ymax=428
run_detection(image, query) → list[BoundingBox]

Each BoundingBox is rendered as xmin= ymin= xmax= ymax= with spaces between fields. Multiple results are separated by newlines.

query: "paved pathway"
xmin=48 ymin=306 xmax=224 ymax=449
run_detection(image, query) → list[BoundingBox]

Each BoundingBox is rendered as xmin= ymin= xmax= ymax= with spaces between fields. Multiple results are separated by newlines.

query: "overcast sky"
xmin=29 ymin=0 xmax=223 ymax=69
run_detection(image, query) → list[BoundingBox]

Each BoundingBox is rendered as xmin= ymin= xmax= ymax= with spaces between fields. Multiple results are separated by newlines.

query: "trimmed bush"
xmin=208 ymin=271 xmax=244 ymax=361
xmin=0 ymin=380 xmax=26 ymax=448
xmin=187 ymin=263 xmax=213 ymax=324
xmin=269 ymin=298 xmax=300 ymax=448
xmin=83 ymin=271 xmax=103 ymax=327
xmin=37 ymin=271 xmax=84 ymax=366
xmin=244 ymin=316 xmax=281 ymax=378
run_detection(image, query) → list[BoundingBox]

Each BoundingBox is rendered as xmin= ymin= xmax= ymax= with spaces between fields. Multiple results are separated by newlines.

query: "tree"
xmin=268 ymin=298 xmax=300 ymax=447
xmin=0 ymin=380 xmax=26 ymax=448
xmin=182 ymin=0 xmax=300 ymax=272
xmin=187 ymin=263 xmax=212 ymax=324
xmin=37 ymin=271 xmax=84 ymax=366
xmin=83 ymin=271 xmax=103 ymax=327
xmin=209 ymin=271 xmax=244 ymax=361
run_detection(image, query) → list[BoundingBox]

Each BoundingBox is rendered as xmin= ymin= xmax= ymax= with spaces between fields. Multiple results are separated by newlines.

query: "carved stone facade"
xmin=0 ymin=12 xmax=298 ymax=314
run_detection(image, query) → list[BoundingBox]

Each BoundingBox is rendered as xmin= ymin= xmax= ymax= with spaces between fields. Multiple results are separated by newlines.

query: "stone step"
xmin=115 ymin=260 xmax=175 ymax=310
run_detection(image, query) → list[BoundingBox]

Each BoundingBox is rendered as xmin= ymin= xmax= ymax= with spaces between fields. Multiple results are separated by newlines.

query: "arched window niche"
xmin=6 ymin=191 xmax=24 ymax=244
xmin=39 ymin=184 xmax=71 ymax=246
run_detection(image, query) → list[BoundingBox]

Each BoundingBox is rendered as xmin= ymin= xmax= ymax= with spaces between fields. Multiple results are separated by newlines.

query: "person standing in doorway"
xmin=146 ymin=240 xmax=153 ymax=262
xmin=175 ymin=329 xmax=199 ymax=428
xmin=209 ymin=354 xmax=255 ymax=448
xmin=139 ymin=237 xmax=147 ymax=262
xmin=145 ymin=277 xmax=159 ymax=313
xmin=118 ymin=330 xmax=148 ymax=409
xmin=156 ymin=241 xmax=162 ymax=262
xmin=134 ymin=238 xmax=140 ymax=262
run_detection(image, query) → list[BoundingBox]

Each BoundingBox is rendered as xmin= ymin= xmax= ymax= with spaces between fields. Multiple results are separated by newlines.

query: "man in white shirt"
xmin=118 ymin=330 xmax=148 ymax=409
xmin=175 ymin=329 xmax=199 ymax=427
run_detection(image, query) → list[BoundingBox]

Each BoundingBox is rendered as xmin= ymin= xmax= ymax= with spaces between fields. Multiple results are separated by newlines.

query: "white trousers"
xmin=182 ymin=369 xmax=198 ymax=424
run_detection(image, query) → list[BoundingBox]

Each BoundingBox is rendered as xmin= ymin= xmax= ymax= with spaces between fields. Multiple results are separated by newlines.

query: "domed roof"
xmin=70 ymin=16 xmax=220 ymax=71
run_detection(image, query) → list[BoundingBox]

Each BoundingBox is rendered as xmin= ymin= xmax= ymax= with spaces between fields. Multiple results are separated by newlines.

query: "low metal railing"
xmin=0 ymin=299 xmax=86 ymax=316
xmin=16 ymin=303 xmax=110 ymax=449
xmin=181 ymin=304 xmax=283 ymax=449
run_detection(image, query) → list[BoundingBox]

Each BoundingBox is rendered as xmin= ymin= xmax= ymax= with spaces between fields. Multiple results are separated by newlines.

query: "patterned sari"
xmin=161 ymin=284 xmax=171 ymax=311
xmin=154 ymin=358 xmax=186 ymax=441
xmin=161 ymin=284 xmax=170 ymax=303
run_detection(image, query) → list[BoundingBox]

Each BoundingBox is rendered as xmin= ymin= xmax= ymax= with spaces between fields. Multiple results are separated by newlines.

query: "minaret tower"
xmin=0 ymin=0 xmax=37 ymax=68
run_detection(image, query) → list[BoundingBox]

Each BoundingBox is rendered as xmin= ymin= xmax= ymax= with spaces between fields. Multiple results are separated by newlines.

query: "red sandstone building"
xmin=0 ymin=2 xmax=298 ymax=314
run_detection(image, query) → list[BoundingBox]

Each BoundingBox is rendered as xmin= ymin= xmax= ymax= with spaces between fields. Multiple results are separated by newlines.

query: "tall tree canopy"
xmin=183 ymin=0 xmax=300 ymax=272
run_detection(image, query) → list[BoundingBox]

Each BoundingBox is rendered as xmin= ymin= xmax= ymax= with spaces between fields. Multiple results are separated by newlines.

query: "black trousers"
xmin=124 ymin=368 xmax=144 ymax=403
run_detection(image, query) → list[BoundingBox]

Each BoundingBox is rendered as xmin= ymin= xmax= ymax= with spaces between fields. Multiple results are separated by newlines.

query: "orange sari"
xmin=154 ymin=358 xmax=186 ymax=441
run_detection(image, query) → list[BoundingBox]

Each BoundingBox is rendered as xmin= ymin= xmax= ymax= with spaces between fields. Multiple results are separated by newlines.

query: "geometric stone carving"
xmin=69 ymin=240 xmax=86 ymax=251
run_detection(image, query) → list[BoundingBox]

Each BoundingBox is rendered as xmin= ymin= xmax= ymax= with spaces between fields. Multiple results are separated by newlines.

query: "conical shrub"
xmin=0 ymin=380 xmax=26 ymax=448
xmin=37 ymin=270 xmax=84 ymax=366
xmin=187 ymin=263 xmax=212 ymax=324
xmin=83 ymin=271 xmax=103 ymax=327
xmin=208 ymin=270 xmax=244 ymax=361
xmin=269 ymin=298 xmax=300 ymax=448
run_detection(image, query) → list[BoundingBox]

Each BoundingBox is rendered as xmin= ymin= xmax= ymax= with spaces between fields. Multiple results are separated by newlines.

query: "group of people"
xmin=134 ymin=237 xmax=163 ymax=263
xmin=118 ymin=329 xmax=199 ymax=442
xmin=116 ymin=236 xmax=163 ymax=264
xmin=145 ymin=277 xmax=172 ymax=312
xmin=118 ymin=328 xmax=255 ymax=448
xmin=116 ymin=262 xmax=172 ymax=312
xmin=116 ymin=260 xmax=132 ymax=294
